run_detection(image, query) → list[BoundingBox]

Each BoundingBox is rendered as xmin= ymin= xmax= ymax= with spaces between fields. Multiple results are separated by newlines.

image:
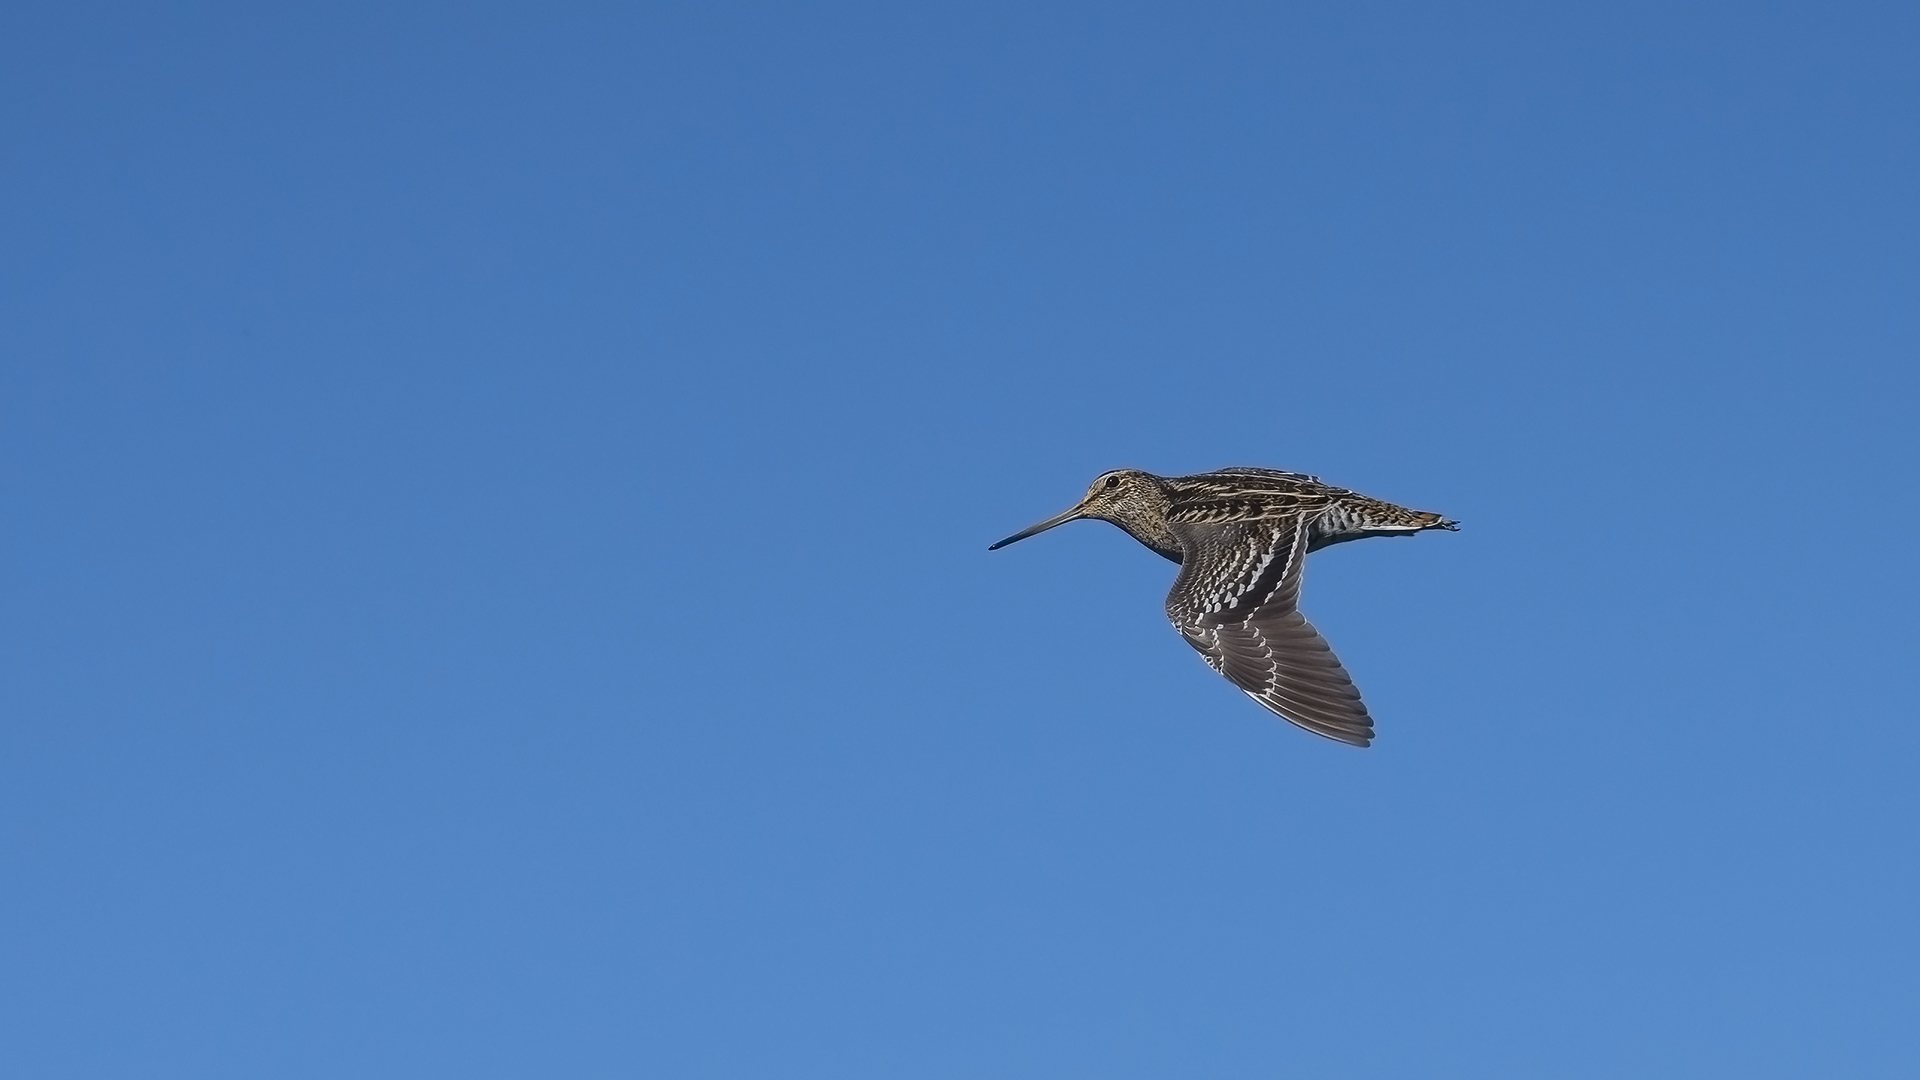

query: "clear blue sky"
xmin=3 ymin=2 xmax=1916 ymax=1077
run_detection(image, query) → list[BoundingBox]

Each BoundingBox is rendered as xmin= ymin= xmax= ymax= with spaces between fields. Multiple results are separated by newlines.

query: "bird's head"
xmin=989 ymin=469 xmax=1169 ymax=550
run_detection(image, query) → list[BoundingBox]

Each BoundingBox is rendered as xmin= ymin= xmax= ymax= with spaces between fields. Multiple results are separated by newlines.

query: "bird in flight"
xmin=989 ymin=467 xmax=1456 ymax=747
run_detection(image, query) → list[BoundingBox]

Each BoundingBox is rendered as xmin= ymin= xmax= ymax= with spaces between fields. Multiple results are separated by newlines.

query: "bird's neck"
xmin=1112 ymin=517 xmax=1183 ymax=564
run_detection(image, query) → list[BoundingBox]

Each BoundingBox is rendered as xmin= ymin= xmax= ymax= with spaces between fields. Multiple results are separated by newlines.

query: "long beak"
xmin=988 ymin=501 xmax=1092 ymax=550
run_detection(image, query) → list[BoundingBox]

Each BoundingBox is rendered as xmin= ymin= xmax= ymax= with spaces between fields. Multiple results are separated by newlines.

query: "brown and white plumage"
xmin=989 ymin=466 xmax=1456 ymax=747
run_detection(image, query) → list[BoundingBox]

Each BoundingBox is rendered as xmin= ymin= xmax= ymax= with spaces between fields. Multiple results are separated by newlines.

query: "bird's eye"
xmin=1104 ymin=476 xmax=1121 ymax=490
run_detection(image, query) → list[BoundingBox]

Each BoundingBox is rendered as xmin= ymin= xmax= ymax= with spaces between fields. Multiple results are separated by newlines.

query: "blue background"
xmin=3 ymin=2 xmax=1916 ymax=1076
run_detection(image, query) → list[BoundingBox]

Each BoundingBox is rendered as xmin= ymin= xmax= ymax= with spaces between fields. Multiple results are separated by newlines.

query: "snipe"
xmin=990 ymin=467 xmax=1456 ymax=747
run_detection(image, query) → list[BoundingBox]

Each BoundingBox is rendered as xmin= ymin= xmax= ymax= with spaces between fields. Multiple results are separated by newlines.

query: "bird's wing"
xmin=1165 ymin=516 xmax=1375 ymax=747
